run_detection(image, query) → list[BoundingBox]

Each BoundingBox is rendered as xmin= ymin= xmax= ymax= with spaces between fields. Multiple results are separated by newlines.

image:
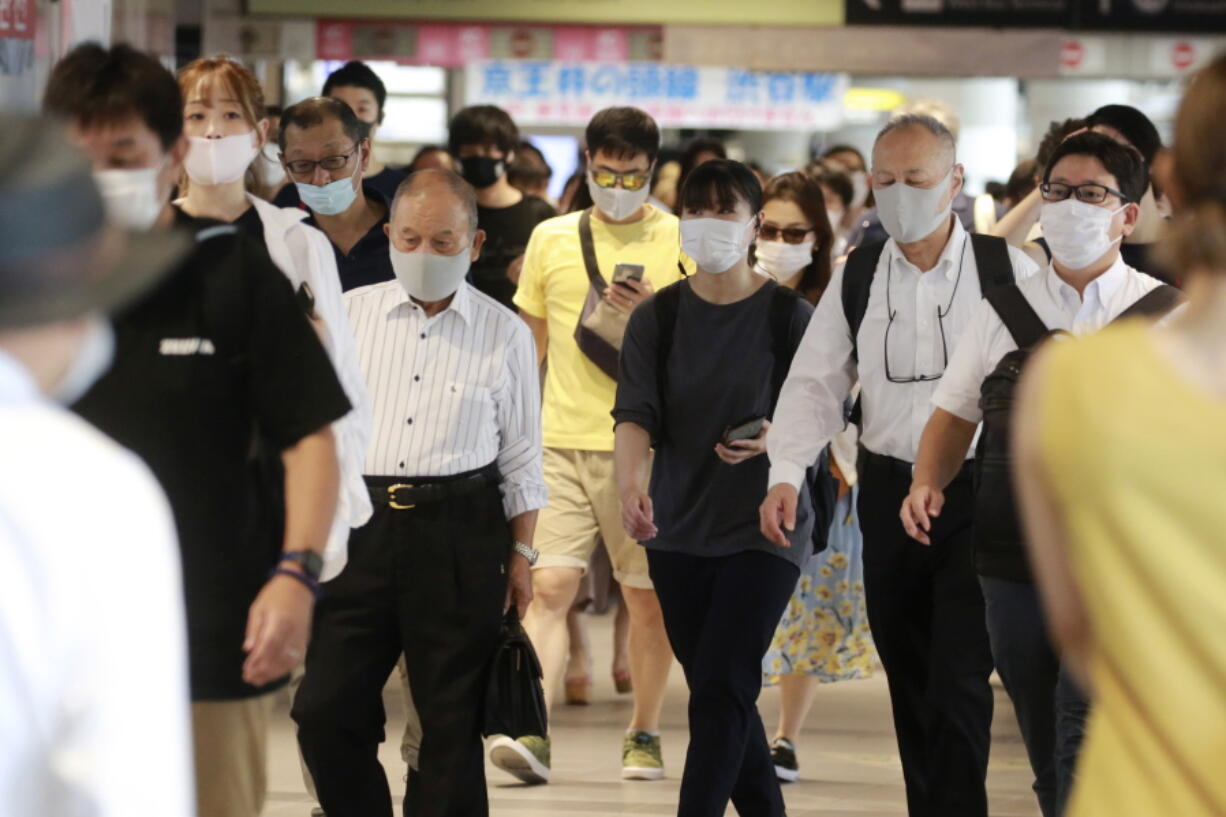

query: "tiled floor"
xmin=264 ymin=612 xmax=1041 ymax=817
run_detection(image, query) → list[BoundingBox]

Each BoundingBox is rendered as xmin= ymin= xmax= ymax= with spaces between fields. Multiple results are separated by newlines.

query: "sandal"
xmin=564 ymin=675 xmax=592 ymax=706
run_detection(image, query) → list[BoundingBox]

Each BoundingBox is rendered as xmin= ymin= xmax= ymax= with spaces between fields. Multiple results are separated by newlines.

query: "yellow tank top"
xmin=1038 ymin=322 xmax=1226 ymax=817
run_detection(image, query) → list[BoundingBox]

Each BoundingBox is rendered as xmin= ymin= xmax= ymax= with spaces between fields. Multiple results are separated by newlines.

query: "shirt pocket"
xmin=443 ymin=379 xmax=495 ymax=445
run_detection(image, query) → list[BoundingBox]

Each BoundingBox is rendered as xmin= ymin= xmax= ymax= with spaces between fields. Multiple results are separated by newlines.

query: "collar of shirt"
xmin=0 ymin=349 xmax=40 ymax=405
xmin=1044 ymin=254 xmax=1127 ymax=318
xmin=386 ymin=279 xmax=476 ymax=327
xmin=885 ymin=215 xmax=968 ymax=284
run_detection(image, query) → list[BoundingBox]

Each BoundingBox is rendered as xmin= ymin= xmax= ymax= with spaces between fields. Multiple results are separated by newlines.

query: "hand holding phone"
xmin=716 ymin=416 xmax=770 ymax=465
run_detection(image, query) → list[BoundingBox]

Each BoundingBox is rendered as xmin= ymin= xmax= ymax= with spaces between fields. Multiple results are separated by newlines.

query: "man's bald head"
xmin=391 ymin=169 xmax=479 ymax=238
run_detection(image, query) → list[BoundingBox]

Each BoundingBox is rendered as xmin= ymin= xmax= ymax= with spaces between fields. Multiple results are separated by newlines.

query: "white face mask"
xmin=93 ymin=163 xmax=166 ymax=231
xmin=1039 ymin=198 xmax=1126 ymax=271
xmin=389 ymin=244 xmax=473 ymax=303
xmin=755 ymin=238 xmax=814 ymax=278
xmin=681 ymin=216 xmax=755 ymax=274
xmin=826 ymin=208 xmax=845 ymax=230
xmin=587 ymin=173 xmax=651 ymax=221
xmin=184 ymin=133 xmax=260 ymax=186
xmin=296 ymin=153 xmax=362 ymax=216
xmin=874 ymin=168 xmax=954 ymax=244
xmin=53 ymin=317 xmax=115 ymax=405
xmin=254 ymin=142 xmax=287 ymax=187
xmin=850 ymin=171 xmax=870 ymax=209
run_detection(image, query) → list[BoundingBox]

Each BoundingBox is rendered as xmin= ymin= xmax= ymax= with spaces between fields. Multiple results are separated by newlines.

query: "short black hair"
xmin=507 ymin=140 xmax=552 ymax=190
xmin=680 ymin=137 xmax=728 ymax=180
xmin=322 ymin=61 xmax=388 ymax=122
xmin=678 ymin=158 xmax=762 ymax=216
xmin=1043 ymin=131 xmax=1149 ymax=205
xmin=1006 ymin=159 xmax=1038 ymax=204
xmin=278 ymin=96 xmax=370 ymax=152
xmin=43 ymin=42 xmax=182 ymax=150
xmin=1086 ymin=104 xmax=1162 ymax=165
xmin=448 ymin=105 xmax=519 ymax=157
xmin=586 ymin=107 xmax=659 ymax=165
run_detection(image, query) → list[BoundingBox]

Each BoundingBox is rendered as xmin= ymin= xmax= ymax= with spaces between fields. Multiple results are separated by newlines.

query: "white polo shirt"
xmin=933 ymin=256 xmax=1164 ymax=424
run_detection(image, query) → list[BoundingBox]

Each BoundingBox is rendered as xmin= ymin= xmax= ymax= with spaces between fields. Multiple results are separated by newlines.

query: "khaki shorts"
xmin=191 ymin=694 xmax=274 ymax=817
xmin=535 ymin=447 xmax=652 ymax=589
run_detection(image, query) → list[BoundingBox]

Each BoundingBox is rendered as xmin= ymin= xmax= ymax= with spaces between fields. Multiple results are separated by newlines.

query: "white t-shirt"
xmin=0 ymin=351 xmax=193 ymax=817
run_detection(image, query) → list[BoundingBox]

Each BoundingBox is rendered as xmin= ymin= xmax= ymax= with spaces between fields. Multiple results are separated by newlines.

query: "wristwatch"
xmin=513 ymin=541 xmax=540 ymax=566
xmin=280 ymin=550 xmax=324 ymax=581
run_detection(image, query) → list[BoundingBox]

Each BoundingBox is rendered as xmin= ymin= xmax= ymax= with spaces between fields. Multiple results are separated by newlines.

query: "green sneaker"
xmin=621 ymin=730 xmax=664 ymax=780
xmin=489 ymin=734 xmax=551 ymax=784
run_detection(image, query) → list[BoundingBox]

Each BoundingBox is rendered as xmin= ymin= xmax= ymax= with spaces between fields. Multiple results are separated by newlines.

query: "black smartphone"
xmin=612 ymin=263 xmax=645 ymax=290
xmin=722 ymin=416 xmax=766 ymax=445
xmin=296 ymin=281 xmax=316 ymax=316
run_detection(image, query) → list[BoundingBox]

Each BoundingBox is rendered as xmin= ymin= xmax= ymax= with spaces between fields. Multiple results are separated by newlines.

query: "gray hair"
xmin=278 ymin=96 xmax=370 ymax=152
xmin=874 ymin=114 xmax=957 ymax=164
xmin=391 ymin=169 xmax=479 ymax=237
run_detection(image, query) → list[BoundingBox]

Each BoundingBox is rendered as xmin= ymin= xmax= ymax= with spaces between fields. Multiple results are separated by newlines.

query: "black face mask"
xmin=460 ymin=155 xmax=505 ymax=189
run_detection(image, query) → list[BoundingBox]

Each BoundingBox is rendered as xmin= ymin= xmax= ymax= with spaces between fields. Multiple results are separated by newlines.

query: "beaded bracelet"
xmin=269 ymin=566 xmax=321 ymax=600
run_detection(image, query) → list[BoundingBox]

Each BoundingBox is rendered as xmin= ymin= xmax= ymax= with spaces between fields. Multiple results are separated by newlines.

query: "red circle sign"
xmin=1061 ymin=40 xmax=1085 ymax=70
xmin=1172 ymin=41 xmax=1196 ymax=71
xmin=510 ymin=28 xmax=535 ymax=58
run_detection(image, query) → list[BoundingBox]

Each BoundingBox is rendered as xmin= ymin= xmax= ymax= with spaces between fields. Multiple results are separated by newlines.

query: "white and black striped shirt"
xmin=345 ymin=281 xmax=547 ymax=519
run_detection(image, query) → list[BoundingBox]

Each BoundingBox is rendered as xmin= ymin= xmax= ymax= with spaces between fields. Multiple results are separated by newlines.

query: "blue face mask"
xmin=295 ymin=157 xmax=360 ymax=216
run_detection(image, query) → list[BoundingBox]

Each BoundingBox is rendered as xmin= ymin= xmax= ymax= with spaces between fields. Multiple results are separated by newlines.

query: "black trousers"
xmin=648 ymin=548 xmax=800 ymax=817
xmin=857 ymin=453 xmax=995 ymax=817
xmin=292 ymin=474 xmax=510 ymax=817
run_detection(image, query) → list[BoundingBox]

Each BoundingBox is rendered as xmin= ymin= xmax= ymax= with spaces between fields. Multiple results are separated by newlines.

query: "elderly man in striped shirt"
xmin=293 ymin=169 xmax=547 ymax=817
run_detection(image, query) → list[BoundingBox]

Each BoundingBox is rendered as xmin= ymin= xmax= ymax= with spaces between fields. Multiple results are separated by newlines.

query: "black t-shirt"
xmin=304 ymin=185 xmax=394 ymax=292
xmin=73 ymin=211 xmax=351 ymax=701
xmin=470 ymin=195 xmax=556 ymax=309
xmin=232 ymin=204 xmax=266 ymax=251
xmin=613 ymin=280 xmax=815 ymax=568
xmin=273 ymin=165 xmax=407 ymax=210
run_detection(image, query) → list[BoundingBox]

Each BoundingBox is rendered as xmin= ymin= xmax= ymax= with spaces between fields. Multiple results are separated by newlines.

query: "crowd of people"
xmin=3 ymin=39 xmax=1226 ymax=817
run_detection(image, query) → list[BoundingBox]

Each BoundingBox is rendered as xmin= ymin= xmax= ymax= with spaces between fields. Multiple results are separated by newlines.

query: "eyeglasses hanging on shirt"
xmin=883 ymin=240 xmax=968 ymax=383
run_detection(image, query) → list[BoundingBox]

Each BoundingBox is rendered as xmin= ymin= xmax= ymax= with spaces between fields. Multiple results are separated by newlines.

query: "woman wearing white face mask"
xmin=613 ymin=159 xmax=817 ymax=817
xmin=752 ymin=171 xmax=834 ymax=302
xmin=175 ymin=55 xmax=373 ymax=612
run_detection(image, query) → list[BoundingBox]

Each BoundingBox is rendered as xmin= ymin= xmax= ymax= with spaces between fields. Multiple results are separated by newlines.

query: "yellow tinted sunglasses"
xmin=590 ymin=169 xmax=652 ymax=192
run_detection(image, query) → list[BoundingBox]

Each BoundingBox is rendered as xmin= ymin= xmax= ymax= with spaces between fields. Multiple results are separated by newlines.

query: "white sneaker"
xmin=489 ymin=734 xmax=551 ymax=785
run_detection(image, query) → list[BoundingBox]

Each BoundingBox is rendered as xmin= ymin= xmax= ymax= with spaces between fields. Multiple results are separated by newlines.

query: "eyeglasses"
xmin=1040 ymin=182 xmax=1129 ymax=205
xmin=590 ymin=168 xmax=652 ymax=192
xmin=285 ymin=146 xmax=359 ymax=177
xmin=758 ymin=224 xmax=814 ymax=245
xmin=883 ymin=242 xmax=967 ymax=384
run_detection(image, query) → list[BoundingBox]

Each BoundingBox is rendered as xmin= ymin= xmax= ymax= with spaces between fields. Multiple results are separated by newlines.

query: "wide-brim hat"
xmin=0 ymin=113 xmax=188 ymax=329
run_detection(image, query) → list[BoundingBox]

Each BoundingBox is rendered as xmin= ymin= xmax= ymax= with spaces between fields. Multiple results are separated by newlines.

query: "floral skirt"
xmin=763 ymin=488 xmax=876 ymax=684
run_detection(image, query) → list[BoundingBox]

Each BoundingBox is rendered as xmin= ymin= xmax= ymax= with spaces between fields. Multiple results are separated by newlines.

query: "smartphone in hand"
xmin=612 ymin=263 xmax=645 ymax=291
xmin=722 ymin=416 xmax=766 ymax=445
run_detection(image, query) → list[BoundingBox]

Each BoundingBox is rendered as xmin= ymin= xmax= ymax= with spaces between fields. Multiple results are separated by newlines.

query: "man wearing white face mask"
xmin=502 ymin=106 xmax=688 ymax=785
xmin=901 ymin=132 xmax=1182 ymax=817
xmin=45 ymin=43 xmax=352 ymax=817
xmin=294 ymin=169 xmax=546 ymax=817
xmin=761 ymin=114 xmax=1038 ymax=817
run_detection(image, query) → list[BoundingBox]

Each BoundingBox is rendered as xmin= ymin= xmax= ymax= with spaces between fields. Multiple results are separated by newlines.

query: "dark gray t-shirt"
xmin=613 ymin=279 xmax=815 ymax=568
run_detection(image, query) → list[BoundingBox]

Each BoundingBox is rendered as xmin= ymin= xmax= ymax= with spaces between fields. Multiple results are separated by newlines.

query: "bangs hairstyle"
xmin=586 ymin=107 xmax=660 ymax=164
xmin=760 ymin=171 xmax=835 ymax=303
xmin=43 ymin=43 xmax=182 ymax=150
xmin=678 ymin=159 xmax=762 ymax=216
xmin=448 ymin=105 xmax=520 ymax=157
xmin=1043 ymin=131 xmax=1149 ymax=205
xmin=178 ymin=56 xmax=266 ymax=139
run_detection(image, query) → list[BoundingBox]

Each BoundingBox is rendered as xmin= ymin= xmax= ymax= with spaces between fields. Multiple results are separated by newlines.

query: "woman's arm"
xmin=614 ymin=422 xmax=657 ymax=541
xmin=991 ymin=186 xmax=1043 ymax=249
xmin=1013 ymin=346 xmax=1094 ymax=690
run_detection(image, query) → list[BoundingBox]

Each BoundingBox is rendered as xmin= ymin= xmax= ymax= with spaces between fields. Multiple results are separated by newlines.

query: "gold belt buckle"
xmin=387 ymin=484 xmax=415 ymax=510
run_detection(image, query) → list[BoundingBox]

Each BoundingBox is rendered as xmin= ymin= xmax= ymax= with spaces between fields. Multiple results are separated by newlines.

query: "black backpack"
xmin=840 ymin=234 xmax=1015 ymax=424
xmin=972 ymin=282 xmax=1183 ymax=582
xmin=652 ymin=281 xmax=838 ymax=553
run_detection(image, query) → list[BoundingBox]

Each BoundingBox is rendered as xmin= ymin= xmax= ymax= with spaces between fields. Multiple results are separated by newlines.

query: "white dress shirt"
xmin=768 ymin=219 xmax=1038 ymax=490
xmin=0 ymin=351 xmax=193 ymax=817
xmin=346 ymin=280 xmax=547 ymax=520
xmin=933 ymin=257 xmax=1164 ymax=424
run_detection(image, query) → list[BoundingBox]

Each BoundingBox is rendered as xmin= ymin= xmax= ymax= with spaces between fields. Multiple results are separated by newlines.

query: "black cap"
xmin=0 ymin=113 xmax=187 ymax=329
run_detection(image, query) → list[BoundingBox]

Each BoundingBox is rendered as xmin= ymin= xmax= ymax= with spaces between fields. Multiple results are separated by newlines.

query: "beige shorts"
xmin=535 ymin=447 xmax=652 ymax=589
xmin=191 ymin=694 xmax=274 ymax=817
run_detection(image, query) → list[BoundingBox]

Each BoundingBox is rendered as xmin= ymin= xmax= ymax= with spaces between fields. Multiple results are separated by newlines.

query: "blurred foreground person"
xmin=0 ymin=114 xmax=192 ymax=816
xmin=1015 ymin=53 xmax=1226 ymax=817
xmin=44 ymin=42 xmax=350 ymax=817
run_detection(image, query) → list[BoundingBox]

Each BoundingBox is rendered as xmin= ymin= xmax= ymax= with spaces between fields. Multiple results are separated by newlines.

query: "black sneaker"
xmin=771 ymin=738 xmax=800 ymax=783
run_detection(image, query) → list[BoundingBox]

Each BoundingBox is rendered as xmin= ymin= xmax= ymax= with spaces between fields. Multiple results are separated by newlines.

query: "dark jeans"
xmin=981 ymin=576 xmax=1090 ymax=817
xmin=648 ymin=548 xmax=800 ymax=817
xmin=857 ymin=454 xmax=995 ymax=817
xmin=292 ymin=474 xmax=510 ymax=817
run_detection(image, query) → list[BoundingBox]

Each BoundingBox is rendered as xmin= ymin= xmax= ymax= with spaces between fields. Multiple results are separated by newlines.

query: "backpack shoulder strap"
xmin=969 ymin=233 xmax=1014 ymax=296
xmin=1033 ymin=236 xmax=1052 ymax=263
xmin=577 ymin=208 xmax=605 ymax=292
xmin=841 ymin=240 xmax=886 ymax=360
xmin=1115 ymin=284 xmax=1183 ymax=322
xmin=768 ymin=285 xmax=805 ymax=400
xmin=985 ymin=284 xmax=1050 ymax=349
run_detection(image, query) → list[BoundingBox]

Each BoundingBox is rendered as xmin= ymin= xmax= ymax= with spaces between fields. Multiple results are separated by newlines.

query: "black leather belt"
xmin=858 ymin=449 xmax=973 ymax=482
xmin=366 ymin=464 xmax=499 ymax=510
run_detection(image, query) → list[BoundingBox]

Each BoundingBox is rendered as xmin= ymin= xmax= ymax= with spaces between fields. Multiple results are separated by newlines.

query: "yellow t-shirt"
xmin=1037 ymin=322 xmax=1226 ymax=817
xmin=514 ymin=205 xmax=690 ymax=451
